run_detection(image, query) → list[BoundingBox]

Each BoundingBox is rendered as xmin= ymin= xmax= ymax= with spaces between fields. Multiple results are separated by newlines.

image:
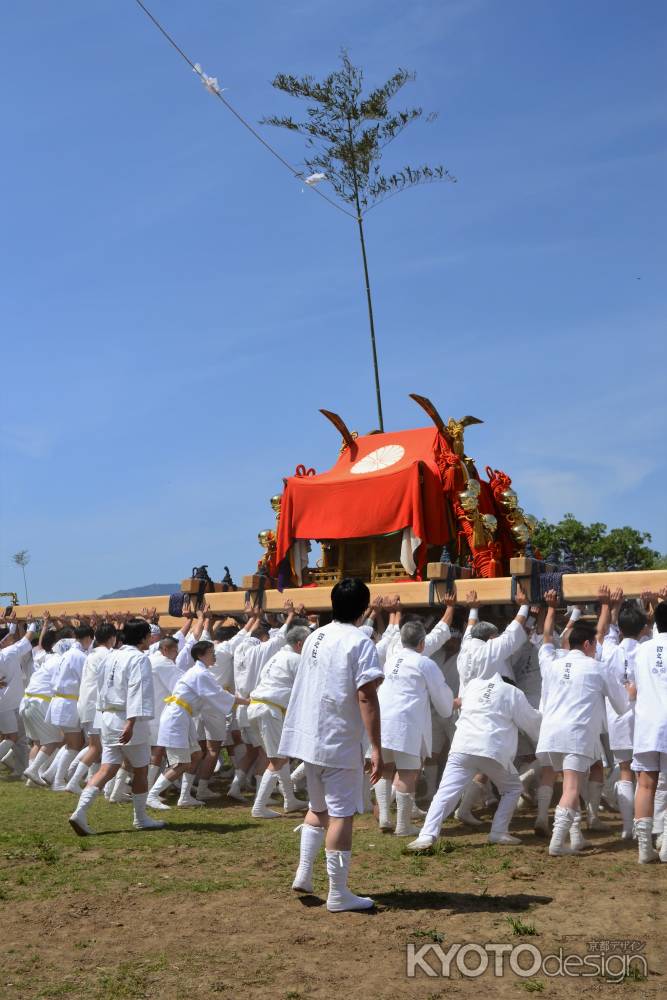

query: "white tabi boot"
xmin=146 ymin=773 xmax=174 ymax=810
xmin=660 ymin=815 xmax=667 ymax=863
xmin=23 ymin=749 xmax=52 ymax=786
xmin=133 ymin=792 xmax=167 ymax=831
xmin=374 ymin=777 xmax=394 ymax=831
xmin=394 ymin=791 xmax=420 ymax=837
xmin=109 ymin=768 xmax=133 ymax=803
xmin=325 ymin=850 xmax=374 ymax=912
xmin=69 ymin=786 xmax=100 ymax=837
xmin=277 ymin=764 xmax=306 ymax=813
xmin=177 ymin=772 xmax=204 ymax=807
xmin=454 ymin=780 xmax=483 ymax=827
xmin=227 ymin=768 xmax=247 ymax=802
xmin=635 ymin=817 xmax=659 ymax=863
xmin=195 ymin=778 xmax=219 ymax=802
xmin=251 ymin=770 xmax=281 ymax=818
xmin=51 ymin=748 xmax=78 ymax=792
xmin=616 ymin=780 xmax=635 ymax=840
xmin=292 ymin=823 xmax=325 ymax=893
xmin=534 ymin=785 xmax=553 ymax=837
xmin=65 ymin=761 xmax=90 ymax=795
xmin=41 ymin=746 xmax=65 ymax=786
xmin=548 ymin=805 xmax=576 ymax=856
xmin=586 ymin=780 xmax=608 ymax=830
xmin=569 ymin=810 xmax=590 ymax=852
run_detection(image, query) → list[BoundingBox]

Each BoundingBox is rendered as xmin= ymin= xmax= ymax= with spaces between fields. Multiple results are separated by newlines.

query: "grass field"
xmin=0 ymin=774 xmax=664 ymax=999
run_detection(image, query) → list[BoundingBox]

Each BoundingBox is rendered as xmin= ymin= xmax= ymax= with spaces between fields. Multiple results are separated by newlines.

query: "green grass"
xmin=411 ymin=928 xmax=444 ymax=943
xmin=517 ymin=980 xmax=545 ymax=993
xmin=506 ymin=915 xmax=538 ymax=936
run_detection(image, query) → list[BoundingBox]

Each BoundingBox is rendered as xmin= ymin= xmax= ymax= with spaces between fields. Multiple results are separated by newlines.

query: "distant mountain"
xmin=98 ymin=584 xmax=180 ymax=599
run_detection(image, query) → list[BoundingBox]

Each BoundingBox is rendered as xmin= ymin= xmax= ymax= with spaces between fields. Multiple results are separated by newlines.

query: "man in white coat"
xmin=69 ymin=619 xmax=164 ymax=837
xmin=229 ymin=603 xmax=295 ymax=800
xmin=248 ymin=624 xmax=311 ymax=817
xmin=279 ymin=578 xmax=384 ymax=912
xmin=628 ymin=599 xmax=667 ymax=863
xmin=537 ymin=591 xmax=630 ymax=857
xmin=148 ymin=640 xmax=244 ymax=809
xmin=66 ymin=622 xmax=118 ymax=793
xmin=45 ymin=625 xmax=94 ymax=790
xmin=0 ymin=616 xmax=37 ymax=775
xmin=452 ymin=585 xmax=531 ymax=824
xmin=374 ymin=617 xmax=454 ymax=837
xmin=408 ymin=671 xmax=542 ymax=850
xmin=601 ymin=595 xmax=645 ymax=840
xmin=148 ymin=635 xmax=186 ymax=789
xmin=20 ymin=628 xmax=64 ymax=784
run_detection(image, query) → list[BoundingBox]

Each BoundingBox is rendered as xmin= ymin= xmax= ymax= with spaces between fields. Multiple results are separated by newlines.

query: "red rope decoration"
xmin=294 ymin=465 xmax=316 ymax=477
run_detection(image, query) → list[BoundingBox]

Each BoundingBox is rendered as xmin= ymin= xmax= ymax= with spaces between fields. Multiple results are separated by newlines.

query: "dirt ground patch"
xmin=0 ymin=775 xmax=664 ymax=999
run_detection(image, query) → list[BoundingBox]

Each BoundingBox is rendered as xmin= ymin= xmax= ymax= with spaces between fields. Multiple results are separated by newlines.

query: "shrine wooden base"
xmin=10 ymin=569 xmax=667 ymax=620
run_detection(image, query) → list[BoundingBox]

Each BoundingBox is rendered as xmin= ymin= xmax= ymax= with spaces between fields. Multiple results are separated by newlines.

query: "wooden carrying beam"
xmin=10 ymin=569 xmax=667 ymax=620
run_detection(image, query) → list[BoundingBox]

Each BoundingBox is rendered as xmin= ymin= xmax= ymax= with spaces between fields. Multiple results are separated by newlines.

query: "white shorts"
xmin=246 ymin=703 xmax=284 ymax=758
xmin=612 ymin=748 xmax=633 ymax=764
xmin=101 ymin=743 xmax=150 ymax=768
xmin=536 ymin=751 xmax=592 ymax=773
xmin=0 ymin=709 xmax=19 ymax=735
xmin=240 ymin=725 xmax=263 ymax=749
xmin=82 ymin=721 xmax=101 ymax=739
xmin=198 ymin=713 xmax=229 ymax=744
xmin=166 ymin=746 xmax=198 ymax=767
xmin=305 ymin=763 xmax=364 ymax=818
xmin=380 ymin=747 xmax=421 ymax=770
xmin=19 ymin=700 xmax=61 ymax=744
xmin=632 ymin=751 xmax=667 ymax=773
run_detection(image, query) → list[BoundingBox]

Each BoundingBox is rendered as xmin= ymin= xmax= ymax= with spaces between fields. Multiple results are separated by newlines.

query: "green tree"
xmin=262 ymin=50 xmax=454 ymax=431
xmin=532 ymin=514 xmax=661 ymax=573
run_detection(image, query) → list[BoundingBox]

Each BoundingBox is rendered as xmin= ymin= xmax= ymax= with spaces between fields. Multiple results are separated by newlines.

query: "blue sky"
xmin=1 ymin=0 xmax=665 ymax=602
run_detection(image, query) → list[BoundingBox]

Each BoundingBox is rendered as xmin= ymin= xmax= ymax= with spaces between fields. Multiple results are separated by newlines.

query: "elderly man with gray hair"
xmin=375 ymin=602 xmax=456 ymax=837
xmin=247 ymin=623 xmax=312 ymax=818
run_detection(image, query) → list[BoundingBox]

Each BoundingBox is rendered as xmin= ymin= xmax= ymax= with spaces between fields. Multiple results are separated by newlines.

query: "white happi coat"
xmin=149 ymin=651 xmax=185 ymax=743
xmin=250 ymin=644 xmax=301 ymax=711
xmin=149 ymin=628 xmax=187 ymax=657
xmin=234 ymin=625 xmax=288 ymax=728
xmin=631 ymin=633 xmax=667 ymax=756
xmin=375 ymin=619 xmax=451 ymax=668
xmin=77 ymin=646 xmax=112 ymax=726
xmin=457 ymin=620 xmax=525 ymax=693
xmin=46 ymin=642 xmax=88 ymax=728
xmin=536 ymin=645 xmax=629 ymax=758
xmin=157 ymin=664 xmax=235 ymax=749
xmin=213 ymin=627 xmax=253 ymax=691
xmin=97 ymin=645 xmax=155 ymax=747
xmin=0 ymin=636 xmax=32 ymax=714
xmin=601 ymin=626 xmax=638 ymax=753
xmin=23 ymin=651 xmax=60 ymax=700
xmin=379 ymin=647 xmax=454 ymax=758
xmin=279 ymin=622 xmax=383 ymax=769
xmin=508 ymin=633 xmax=543 ymax=710
xmin=450 ymin=672 xmax=542 ymax=770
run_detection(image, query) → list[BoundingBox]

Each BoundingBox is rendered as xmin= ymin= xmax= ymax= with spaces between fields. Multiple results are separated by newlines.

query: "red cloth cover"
xmin=277 ymin=428 xmax=451 ymax=563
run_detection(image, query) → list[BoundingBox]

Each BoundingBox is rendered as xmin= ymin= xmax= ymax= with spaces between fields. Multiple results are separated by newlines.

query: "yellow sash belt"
xmin=54 ymin=692 xmax=77 ymax=700
xmin=28 ymin=693 xmax=51 ymax=701
xmin=250 ymin=697 xmax=286 ymax=716
xmin=164 ymin=695 xmax=193 ymax=716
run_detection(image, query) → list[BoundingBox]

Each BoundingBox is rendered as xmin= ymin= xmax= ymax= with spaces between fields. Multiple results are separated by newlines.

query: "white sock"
xmin=179 ymin=772 xmax=195 ymax=799
xmin=536 ymin=785 xmax=552 ymax=824
xmin=42 ymin=746 xmax=65 ymax=783
xmin=616 ymin=780 xmax=635 ymax=835
xmin=291 ymin=762 xmax=306 ymax=782
xmin=150 ymin=773 xmax=174 ymax=798
xmin=148 ymin=763 xmax=161 ymax=789
xmin=68 ymin=762 xmax=89 ymax=786
xmin=74 ymin=785 xmax=100 ymax=817
xmin=29 ymin=748 xmax=52 ymax=774
xmin=54 ymin=748 xmax=78 ymax=786
xmin=0 ymin=739 xmax=14 ymax=760
xmin=133 ymin=791 xmax=148 ymax=823
xmin=253 ymin=769 xmax=279 ymax=810
xmin=587 ymin=780 xmax=603 ymax=822
xmin=374 ymin=776 xmax=393 ymax=826
xmin=277 ymin=764 xmax=297 ymax=804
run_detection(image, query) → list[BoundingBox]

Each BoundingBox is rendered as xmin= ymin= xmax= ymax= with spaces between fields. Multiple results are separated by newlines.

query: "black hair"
xmin=58 ymin=626 xmax=75 ymax=640
xmin=191 ymin=639 xmax=214 ymax=663
xmin=655 ymin=602 xmax=667 ymax=633
xmin=0 ymin=627 xmax=8 ymax=642
xmin=159 ymin=635 xmax=178 ymax=652
xmin=569 ymin=621 xmax=597 ymax=650
xmin=501 ymin=676 xmax=518 ymax=687
xmin=121 ymin=618 xmax=151 ymax=647
xmin=94 ymin=623 xmax=118 ymax=646
xmin=212 ymin=625 xmax=239 ymax=643
xmin=331 ymin=577 xmax=371 ymax=624
xmin=618 ymin=603 xmax=647 ymax=639
xmin=42 ymin=629 xmax=59 ymax=653
xmin=74 ymin=625 xmax=94 ymax=641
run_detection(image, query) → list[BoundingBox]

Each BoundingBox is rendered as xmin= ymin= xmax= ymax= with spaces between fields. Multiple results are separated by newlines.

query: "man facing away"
xmin=278 ymin=578 xmax=384 ymax=912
